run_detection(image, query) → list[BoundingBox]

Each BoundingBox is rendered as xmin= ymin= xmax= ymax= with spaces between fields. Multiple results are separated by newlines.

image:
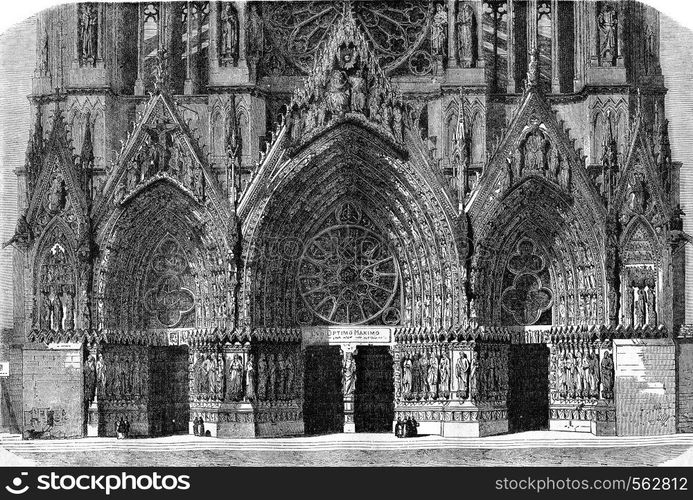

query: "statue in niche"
xmin=245 ymin=355 xmax=255 ymax=401
xmin=47 ymin=175 xmax=66 ymax=213
xmin=438 ymin=353 xmax=450 ymax=396
xmin=580 ymin=348 xmax=589 ymax=397
xmin=62 ymin=288 xmax=74 ymax=330
xmin=368 ymin=90 xmax=381 ymax=122
xmin=549 ymin=146 xmax=560 ymax=180
xmin=634 ymin=288 xmax=645 ymax=327
xmin=39 ymin=29 xmax=49 ymax=74
xmin=257 ymin=353 xmax=267 ymax=400
xmin=559 ymin=296 xmax=566 ymax=325
xmin=457 ymin=3 xmax=475 ymax=67
xmin=227 ymin=354 xmax=244 ymax=401
xmin=629 ymin=173 xmax=647 ymax=213
xmin=277 ymin=352 xmax=287 ymax=399
xmin=343 ymin=352 xmax=356 ymax=396
xmin=84 ymin=354 xmax=97 ymax=406
xmin=96 ymin=352 xmax=105 ymax=396
xmin=200 ymin=354 xmax=213 ymax=394
xmin=431 ymin=3 xmax=447 ymax=58
xmin=469 ymin=351 xmax=478 ymax=399
xmin=401 ymin=355 xmax=412 ymax=396
xmin=193 ymin=353 xmax=205 ymax=393
xmin=326 ymin=69 xmax=349 ymax=115
xmin=349 ymin=69 xmax=367 ymax=114
xmin=49 ymin=288 xmax=63 ymax=331
xmin=597 ymin=4 xmax=617 ymax=65
xmin=267 ymin=352 xmax=277 ymax=400
xmin=646 ymin=286 xmax=657 ymax=326
xmin=564 ymin=347 xmax=575 ymax=397
xmin=79 ymin=3 xmax=98 ymax=63
xmin=132 ymin=355 xmax=143 ymax=396
xmin=247 ymin=4 xmax=264 ymax=59
xmin=285 ymin=352 xmax=295 ymax=398
xmin=419 ymin=351 xmax=429 ymax=395
xmin=427 ymin=351 xmax=439 ymax=399
xmin=557 ymin=348 xmax=567 ymax=397
xmin=588 ymin=349 xmax=600 ymax=398
xmin=600 ymin=350 xmax=614 ymax=398
xmin=411 ymin=353 xmax=421 ymax=394
xmin=220 ymin=4 xmax=239 ymax=65
xmin=289 ymin=106 xmax=303 ymax=142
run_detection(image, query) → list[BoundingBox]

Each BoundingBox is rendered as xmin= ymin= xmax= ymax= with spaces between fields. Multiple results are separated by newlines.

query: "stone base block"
xmin=256 ymin=420 xmax=304 ymax=438
xmin=445 ymin=67 xmax=485 ymax=86
xmin=591 ymin=419 xmax=616 ymax=436
xmin=217 ymin=420 xmax=256 ymax=438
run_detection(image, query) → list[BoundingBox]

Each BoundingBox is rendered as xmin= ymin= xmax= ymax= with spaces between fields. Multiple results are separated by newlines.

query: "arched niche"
xmin=95 ymin=181 xmax=230 ymax=331
xmin=32 ymin=217 xmax=79 ymax=331
xmin=619 ymin=216 xmax=661 ymax=328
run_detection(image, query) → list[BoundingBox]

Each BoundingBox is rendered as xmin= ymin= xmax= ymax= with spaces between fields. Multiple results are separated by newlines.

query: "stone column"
xmin=341 ymin=345 xmax=357 ymax=433
xmin=184 ymin=1 xmax=194 ymax=94
xmin=475 ymin=0 xmax=484 ymax=68
xmin=237 ymin=1 xmax=247 ymax=65
xmin=550 ymin=0 xmax=560 ymax=93
xmin=527 ymin=0 xmax=537 ymax=51
xmin=134 ymin=4 xmax=145 ymax=95
xmin=507 ymin=0 xmax=515 ymax=93
xmin=447 ymin=0 xmax=458 ymax=68
xmin=573 ymin=0 xmax=585 ymax=91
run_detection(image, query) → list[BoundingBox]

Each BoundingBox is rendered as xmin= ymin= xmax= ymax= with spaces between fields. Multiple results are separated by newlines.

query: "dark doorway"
xmin=149 ymin=346 xmax=189 ymax=436
xmin=303 ymin=346 xmax=344 ymax=435
xmin=354 ymin=346 xmax=394 ymax=433
xmin=508 ymin=344 xmax=550 ymax=433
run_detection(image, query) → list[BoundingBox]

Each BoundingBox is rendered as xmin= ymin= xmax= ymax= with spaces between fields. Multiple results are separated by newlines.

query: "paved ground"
xmin=2 ymin=432 xmax=693 ymax=467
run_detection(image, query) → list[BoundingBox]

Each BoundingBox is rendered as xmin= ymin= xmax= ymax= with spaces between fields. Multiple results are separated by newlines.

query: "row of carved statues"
xmin=552 ymin=344 xmax=614 ymax=400
xmin=622 ymin=284 xmax=657 ymax=328
xmin=191 ymin=347 xmax=302 ymax=403
xmin=397 ymin=346 xmax=508 ymax=402
xmin=288 ymin=67 xmax=405 ymax=144
xmin=84 ymin=351 xmax=149 ymax=404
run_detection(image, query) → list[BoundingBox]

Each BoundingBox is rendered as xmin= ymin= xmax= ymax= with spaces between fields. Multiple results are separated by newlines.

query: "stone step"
xmin=0 ymin=433 xmax=22 ymax=442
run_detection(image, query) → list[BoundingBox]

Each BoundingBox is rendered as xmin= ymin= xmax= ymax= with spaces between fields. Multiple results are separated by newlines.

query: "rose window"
xmin=298 ymin=223 xmax=400 ymax=325
xmin=261 ymin=1 xmax=429 ymax=74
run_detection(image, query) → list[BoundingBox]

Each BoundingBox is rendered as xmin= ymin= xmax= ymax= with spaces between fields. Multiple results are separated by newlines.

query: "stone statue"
xmin=438 ymin=353 xmax=450 ymax=395
xmin=245 ymin=355 xmax=255 ymax=401
xmin=411 ymin=353 xmax=421 ymax=394
xmin=192 ymin=353 xmax=204 ymax=393
xmin=220 ymin=4 xmax=239 ymax=64
xmin=634 ymin=288 xmax=645 ymax=327
xmin=456 ymin=352 xmax=470 ymax=398
xmin=285 ymin=352 xmax=296 ymax=398
xmin=401 ymin=355 xmax=413 ymax=396
xmin=49 ymin=289 xmax=63 ymax=331
xmin=580 ymin=349 xmax=590 ymax=397
xmin=326 ymin=69 xmax=349 ymax=115
xmin=257 ymin=353 xmax=267 ymax=400
xmin=558 ymin=156 xmax=570 ymax=190
xmin=267 ymin=353 xmax=277 ymax=400
xmin=469 ymin=352 xmax=478 ymax=399
xmin=227 ymin=354 xmax=244 ymax=401
xmin=431 ymin=3 xmax=447 ymax=57
xmin=62 ymin=289 xmax=74 ymax=330
xmin=96 ymin=352 xmax=106 ymax=396
xmin=3 ymin=210 xmax=32 ymax=248
xmin=587 ymin=349 xmax=600 ymax=398
xmin=343 ymin=352 xmax=356 ymax=396
xmin=290 ymin=106 xmax=303 ymax=142
xmin=646 ymin=287 xmax=657 ymax=326
xmin=427 ymin=352 xmax=439 ymax=398
xmin=247 ymin=4 xmax=264 ymax=59
xmin=457 ymin=3 xmax=475 ymax=67
xmin=392 ymin=106 xmax=404 ymax=143
xmin=48 ymin=176 xmax=66 ymax=213
xmin=600 ymin=350 xmax=614 ymax=397
xmin=79 ymin=3 xmax=98 ymax=63
xmin=84 ymin=354 xmax=97 ymax=406
xmin=348 ymin=70 xmax=367 ymax=114
xmin=557 ymin=349 xmax=567 ymax=396
xmin=597 ymin=4 xmax=617 ymax=65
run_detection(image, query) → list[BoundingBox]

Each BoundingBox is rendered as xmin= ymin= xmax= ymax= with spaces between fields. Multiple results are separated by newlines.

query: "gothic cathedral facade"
xmin=4 ymin=1 xmax=691 ymax=439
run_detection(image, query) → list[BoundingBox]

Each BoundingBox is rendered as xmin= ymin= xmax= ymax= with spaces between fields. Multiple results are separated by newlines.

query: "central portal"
xmin=354 ymin=346 xmax=394 ymax=433
xmin=508 ymin=344 xmax=550 ymax=433
xmin=303 ymin=346 xmax=344 ymax=435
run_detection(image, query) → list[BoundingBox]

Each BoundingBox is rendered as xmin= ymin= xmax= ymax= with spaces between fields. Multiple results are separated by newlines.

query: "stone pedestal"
xmin=442 ymin=402 xmax=509 ymax=437
xmin=343 ymin=395 xmax=355 ymax=433
xmin=216 ymin=403 xmax=256 ymax=438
